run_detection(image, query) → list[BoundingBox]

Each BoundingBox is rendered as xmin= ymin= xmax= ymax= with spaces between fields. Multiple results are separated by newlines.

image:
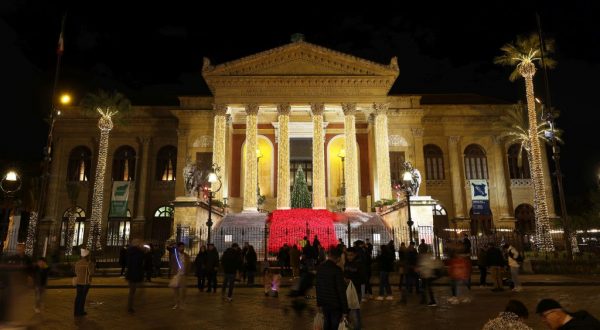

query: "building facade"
xmin=42 ymin=40 xmax=554 ymax=252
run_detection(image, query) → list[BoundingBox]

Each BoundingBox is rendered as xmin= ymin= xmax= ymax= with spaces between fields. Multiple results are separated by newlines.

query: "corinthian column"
xmin=277 ymin=104 xmax=291 ymax=209
xmin=342 ymin=103 xmax=360 ymax=211
xmin=243 ymin=104 xmax=259 ymax=212
xmin=212 ymin=104 xmax=228 ymax=201
xmin=491 ymin=136 xmax=512 ymax=219
xmin=311 ymin=103 xmax=326 ymax=209
xmin=448 ymin=136 xmax=465 ymax=218
xmin=373 ymin=103 xmax=392 ymax=200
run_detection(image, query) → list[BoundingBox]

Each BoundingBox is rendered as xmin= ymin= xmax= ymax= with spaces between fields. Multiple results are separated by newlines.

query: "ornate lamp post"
xmin=402 ymin=170 xmax=415 ymax=243
xmin=205 ymin=164 xmax=222 ymax=245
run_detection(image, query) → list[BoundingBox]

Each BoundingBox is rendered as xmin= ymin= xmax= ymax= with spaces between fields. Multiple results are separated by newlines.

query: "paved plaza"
xmin=3 ymin=276 xmax=600 ymax=329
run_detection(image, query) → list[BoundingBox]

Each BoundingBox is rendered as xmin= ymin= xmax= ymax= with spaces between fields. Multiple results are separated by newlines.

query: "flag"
xmin=56 ymin=31 xmax=64 ymax=55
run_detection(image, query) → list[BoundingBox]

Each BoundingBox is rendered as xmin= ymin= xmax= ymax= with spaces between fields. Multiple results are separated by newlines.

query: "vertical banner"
xmin=470 ymin=179 xmax=490 ymax=215
xmin=110 ymin=181 xmax=130 ymax=217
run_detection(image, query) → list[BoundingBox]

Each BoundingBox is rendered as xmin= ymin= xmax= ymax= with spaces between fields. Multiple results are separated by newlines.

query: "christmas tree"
xmin=291 ymin=166 xmax=312 ymax=208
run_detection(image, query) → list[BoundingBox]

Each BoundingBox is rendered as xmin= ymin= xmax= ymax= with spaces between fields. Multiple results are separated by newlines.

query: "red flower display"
xmin=267 ymin=209 xmax=338 ymax=252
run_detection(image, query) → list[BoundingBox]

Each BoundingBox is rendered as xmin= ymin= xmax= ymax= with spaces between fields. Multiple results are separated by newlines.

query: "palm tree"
xmin=500 ymin=102 xmax=563 ymax=169
xmin=25 ymin=177 xmax=41 ymax=256
xmin=495 ymin=33 xmax=557 ymax=251
xmin=81 ymin=90 xmax=131 ymax=253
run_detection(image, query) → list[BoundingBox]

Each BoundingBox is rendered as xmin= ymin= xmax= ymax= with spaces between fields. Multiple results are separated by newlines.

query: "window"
xmin=67 ymin=146 xmax=92 ymax=182
xmin=112 ymin=146 xmax=136 ymax=181
xmin=507 ymin=144 xmax=531 ymax=179
xmin=154 ymin=206 xmax=174 ymax=218
xmin=156 ymin=146 xmax=177 ymax=181
xmin=106 ymin=209 xmax=131 ymax=246
xmin=433 ymin=204 xmax=447 ymax=216
xmin=60 ymin=206 xmax=86 ymax=247
xmin=389 ymin=151 xmax=406 ymax=186
xmin=424 ymin=144 xmax=445 ymax=180
xmin=464 ymin=144 xmax=488 ymax=180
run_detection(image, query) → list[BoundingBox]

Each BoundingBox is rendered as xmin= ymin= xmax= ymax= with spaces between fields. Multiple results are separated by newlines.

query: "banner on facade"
xmin=109 ymin=181 xmax=130 ymax=217
xmin=470 ymin=179 xmax=490 ymax=215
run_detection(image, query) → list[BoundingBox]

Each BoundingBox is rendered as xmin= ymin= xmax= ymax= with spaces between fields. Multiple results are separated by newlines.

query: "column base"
xmin=242 ymin=208 xmax=259 ymax=213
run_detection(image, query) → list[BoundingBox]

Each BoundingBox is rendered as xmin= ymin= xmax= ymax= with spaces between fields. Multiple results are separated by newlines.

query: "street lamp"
xmin=536 ymin=98 xmax=573 ymax=259
xmin=1 ymin=170 xmax=22 ymax=196
xmin=205 ymin=164 xmax=222 ymax=245
xmin=402 ymin=170 xmax=415 ymax=243
xmin=338 ymin=149 xmax=346 ymax=196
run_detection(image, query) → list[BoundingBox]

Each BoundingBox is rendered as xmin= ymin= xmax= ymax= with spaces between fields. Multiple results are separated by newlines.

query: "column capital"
xmin=448 ymin=136 xmax=461 ymax=144
xmin=212 ymin=103 xmax=228 ymax=116
xmin=411 ymin=128 xmax=424 ymax=137
xmin=245 ymin=103 xmax=260 ymax=115
xmin=372 ymin=103 xmax=389 ymax=115
xmin=310 ymin=103 xmax=324 ymax=116
xmin=277 ymin=103 xmax=291 ymax=115
xmin=341 ymin=103 xmax=357 ymax=116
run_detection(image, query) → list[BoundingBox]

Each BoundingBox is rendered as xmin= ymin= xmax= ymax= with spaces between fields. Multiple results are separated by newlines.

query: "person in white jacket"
xmin=503 ymin=244 xmax=522 ymax=292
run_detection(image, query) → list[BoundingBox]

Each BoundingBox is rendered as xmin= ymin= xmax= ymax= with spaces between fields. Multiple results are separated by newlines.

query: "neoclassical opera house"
xmin=44 ymin=37 xmax=554 ymax=255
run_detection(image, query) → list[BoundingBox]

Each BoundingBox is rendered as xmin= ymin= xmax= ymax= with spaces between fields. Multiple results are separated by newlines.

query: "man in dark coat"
xmin=486 ymin=243 xmax=507 ymax=292
xmin=119 ymin=245 xmax=129 ymax=276
xmin=205 ymin=244 xmax=219 ymax=293
xmin=126 ymin=240 xmax=145 ymax=313
xmin=536 ymin=298 xmax=600 ymax=329
xmin=316 ymin=248 xmax=348 ymax=330
xmin=221 ymin=243 xmax=242 ymax=301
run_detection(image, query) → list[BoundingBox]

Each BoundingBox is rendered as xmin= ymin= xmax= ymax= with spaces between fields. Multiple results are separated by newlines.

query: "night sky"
xmin=1 ymin=1 xmax=598 ymax=196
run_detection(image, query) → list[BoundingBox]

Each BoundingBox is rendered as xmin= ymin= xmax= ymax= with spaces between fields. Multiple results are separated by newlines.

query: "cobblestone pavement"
xmin=4 ymin=285 xmax=600 ymax=329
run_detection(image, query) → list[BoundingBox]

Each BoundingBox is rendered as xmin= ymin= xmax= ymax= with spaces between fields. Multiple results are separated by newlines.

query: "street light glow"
xmin=60 ymin=93 xmax=72 ymax=105
xmin=6 ymin=170 xmax=18 ymax=181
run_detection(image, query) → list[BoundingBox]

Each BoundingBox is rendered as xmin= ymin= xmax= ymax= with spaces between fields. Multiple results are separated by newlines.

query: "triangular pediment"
xmin=202 ymin=41 xmax=399 ymax=77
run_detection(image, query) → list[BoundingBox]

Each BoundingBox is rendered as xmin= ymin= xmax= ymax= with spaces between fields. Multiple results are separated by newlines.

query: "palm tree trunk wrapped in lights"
xmin=65 ymin=210 xmax=77 ymax=255
xmin=81 ymin=90 xmax=131 ymax=253
xmin=495 ymin=34 xmax=556 ymax=251
xmin=25 ymin=211 xmax=38 ymax=255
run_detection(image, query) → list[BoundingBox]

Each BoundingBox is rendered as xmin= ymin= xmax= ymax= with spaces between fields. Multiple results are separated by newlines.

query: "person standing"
xmin=245 ymin=245 xmax=257 ymax=286
xmin=290 ymin=244 xmax=301 ymax=278
xmin=504 ymin=244 xmax=523 ymax=292
xmin=486 ymin=243 xmax=506 ymax=292
xmin=33 ymin=257 xmax=49 ymax=313
xmin=316 ymin=249 xmax=349 ymax=330
xmin=74 ymin=248 xmax=93 ymax=317
xmin=416 ymin=252 xmax=441 ymax=306
xmin=205 ymin=243 xmax=219 ymax=293
xmin=194 ymin=245 xmax=207 ymax=291
xmin=376 ymin=245 xmax=394 ymax=301
xmin=126 ymin=240 xmax=145 ymax=313
xmin=477 ymin=246 xmax=488 ymax=287
xmin=221 ymin=243 xmax=242 ymax=302
xmin=462 ymin=234 xmax=472 ymax=255
xmin=344 ymin=247 xmax=365 ymax=329
xmin=170 ymin=242 xmax=190 ymax=309
xmin=418 ymin=239 xmax=429 ymax=254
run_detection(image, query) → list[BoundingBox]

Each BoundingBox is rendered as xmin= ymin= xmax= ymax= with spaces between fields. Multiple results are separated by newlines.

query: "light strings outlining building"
xmin=41 ymin=39 xmax=554 ymax=253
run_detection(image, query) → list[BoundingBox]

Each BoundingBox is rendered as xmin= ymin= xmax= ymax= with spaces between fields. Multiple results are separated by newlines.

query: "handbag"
xmin=168 ymin=274 xmax=182 ymax=288
xmin=337 ymin=317 xmax=350 ymax=330
xmin=346 ymin=281 xmax=360 ymax=310
xmin=313 ymin=311 xmax=324 ymax=330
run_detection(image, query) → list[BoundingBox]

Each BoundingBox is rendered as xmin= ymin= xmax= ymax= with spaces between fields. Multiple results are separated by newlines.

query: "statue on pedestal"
xmin=183 ymin=156 xmax=205 ymax=197
xmin=402 ymin=161 xmax=422 ymax=196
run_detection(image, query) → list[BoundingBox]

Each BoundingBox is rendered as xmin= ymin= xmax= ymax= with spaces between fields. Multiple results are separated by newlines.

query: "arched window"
xmin=61 ymin=206 xmax=86 ymax=247
xmin=433 ymin=204 xmax=449 ymax=231
xmin=507 ymin=144 xmax=531 ymax=179
xmin=107 ymin=209 xmax=131 ymax=246
xmin=156 ymin=146 xmax=177 ymax=181
xmin=112 ymin=146 xmax=136 ymax=181
xmin=424 ymin=144 xmax=445 ymax=180
xmin=154 ymin=206 xmax=174 ymax=218
xmin=67 ymin=146 xmax=92 ymax=182
xmin=433 ymin=204 xmax=447 ymax=216
xmin=464 ymin=144 xmax=488 ymax=180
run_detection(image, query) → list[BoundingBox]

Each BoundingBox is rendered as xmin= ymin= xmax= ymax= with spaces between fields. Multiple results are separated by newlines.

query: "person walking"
xmin=126 ymin=240 xmax=145 ymax=313
xmin=344 ymin=247 xmax=365 ymax=329
xmin=290 ymin=244 xmax=301 ymax=278
xmin=33 ymin=257 xmax=49 ymax=313
xmin=194 ymin=245 xmax=207 ymax=291
xmin=169 ymin=242 xmax=190 ymax=309
xmin=316 ymin=249 xmax=349 ymax=330
xmin=376 ymin=245 xmax=394 ymax=301
xmin=477 ymin=246 xmax=488 ymax=287
xmin=503 ymin=243 xmax=522 ymax=292
xmin=245 ymin=245 xmax=257 ymax=286
xmin=144 ymin=244 xmax=154 ymax=282
xmin=119 ymin=245 xmax=128 ymax=277
xmin=221 ymin=243 xmax=242 ymax=302
xmin=205 ymin=243 xmax=219 ymax=293
xmin=416 ymin=251 xmax=441 ymax=307
xmin=73 ymin=248 xmax=93 ymax=317
xmin=536 ymin=298 xmax=600 ymax=329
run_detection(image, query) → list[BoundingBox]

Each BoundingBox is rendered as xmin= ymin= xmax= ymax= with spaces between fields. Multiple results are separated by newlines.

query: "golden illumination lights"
xmin=65 ymin=210 xmax=77 ymax=255
xmin=25 ymin=211 xmax=37 ymax=255
xmin=277 ymin=104 xmax=291 ymax=209
xmin=60 ymin=93 xmax=71 ymax=105
xmin=311 ymin=103 xmax=326 ymax=209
